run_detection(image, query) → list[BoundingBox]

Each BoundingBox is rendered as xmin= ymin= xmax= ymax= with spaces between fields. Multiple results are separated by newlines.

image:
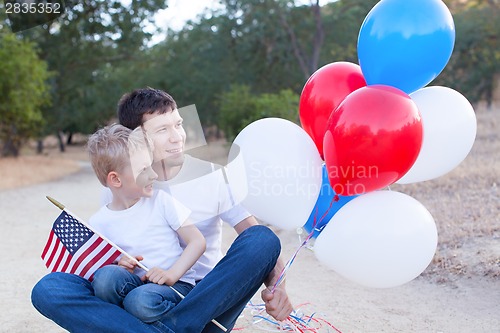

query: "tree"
xmin=0 ymin=31 xmax=51 ymax=157
xmin=143 ymin=14 xmax=245 ymax=126
xmin=218 ymin=84 xmax=299 ymax=141
xmin=320 ymin=0 xmax=379 ymax=64
xmin=219 ymin=0 xmax=324 ymax=81
xmin=436 ymin=1 xmax=499 ymax=106
xmin=18 ymin=0 xmax=168 ymax=152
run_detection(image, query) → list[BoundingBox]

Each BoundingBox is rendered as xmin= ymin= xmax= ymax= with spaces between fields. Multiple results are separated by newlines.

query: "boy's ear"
xmin=107 ymin=171 xmax=122 ymax=188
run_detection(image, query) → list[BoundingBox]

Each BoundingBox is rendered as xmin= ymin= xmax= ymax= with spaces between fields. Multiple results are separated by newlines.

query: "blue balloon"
xmin=303 ymin=164 xmax=357 ymax=238
xmin=357 ymin=0 xmax=455 ymax=94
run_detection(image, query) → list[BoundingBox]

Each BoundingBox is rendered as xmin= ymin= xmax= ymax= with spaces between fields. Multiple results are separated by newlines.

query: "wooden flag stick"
xmin=46 ymin=196 xmax=227 ymax=332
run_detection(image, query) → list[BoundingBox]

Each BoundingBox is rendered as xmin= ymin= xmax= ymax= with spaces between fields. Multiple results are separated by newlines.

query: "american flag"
xmin=41 ymin=211 xmax=121 ymax=280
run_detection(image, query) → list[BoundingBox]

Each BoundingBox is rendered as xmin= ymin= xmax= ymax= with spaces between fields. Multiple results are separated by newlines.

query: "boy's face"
xmin=141 ymin=109 xmax=186 ymax=168
xmin=120 ymin=148 xmax=158 ymax=198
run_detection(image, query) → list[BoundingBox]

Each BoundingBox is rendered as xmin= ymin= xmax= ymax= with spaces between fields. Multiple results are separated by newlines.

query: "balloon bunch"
xmin=227 ymin=0 xmax=477 ymax=289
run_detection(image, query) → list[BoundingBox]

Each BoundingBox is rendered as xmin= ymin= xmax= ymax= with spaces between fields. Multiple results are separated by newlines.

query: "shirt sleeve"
xmin=220 ymin=202 xmax=251 ymax=228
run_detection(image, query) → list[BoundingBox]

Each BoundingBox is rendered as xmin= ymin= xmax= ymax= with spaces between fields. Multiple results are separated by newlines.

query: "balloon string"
xmin=271 ymin=228 xmax=314 ymax=292
xmin=234 ymin=301 xmax=343 ymax=332
xmin=315 ymin=195 xmax=337 ymax=233
xmin=272 ymin=196 xmax=338 ymax=292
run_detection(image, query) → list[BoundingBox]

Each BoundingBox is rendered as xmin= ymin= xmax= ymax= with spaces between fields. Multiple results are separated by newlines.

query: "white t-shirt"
xmin=101 ymin=155 xmax=251 ymax=281
xmin=91 ymin=190 xmax=196 ymax=285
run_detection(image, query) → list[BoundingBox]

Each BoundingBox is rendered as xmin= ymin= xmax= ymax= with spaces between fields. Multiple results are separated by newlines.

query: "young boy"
xmin=86 ymin=123 xmax=206 ymax=323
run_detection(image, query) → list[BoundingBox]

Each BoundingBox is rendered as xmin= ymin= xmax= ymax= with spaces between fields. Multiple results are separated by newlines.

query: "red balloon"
xmin=299 ymin=62 xmax=366 ymax=158
xmin=323 ymin=85 xmax=423 ymax=196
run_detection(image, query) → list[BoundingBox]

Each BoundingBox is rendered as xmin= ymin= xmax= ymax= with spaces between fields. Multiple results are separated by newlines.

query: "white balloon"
xmin=226 ymin=118 xmax=323 ymax=230
xmin=397 ymin=86 xmax=477 ymax=184
xmin=314 ymin=191 xmax=437 ymax=288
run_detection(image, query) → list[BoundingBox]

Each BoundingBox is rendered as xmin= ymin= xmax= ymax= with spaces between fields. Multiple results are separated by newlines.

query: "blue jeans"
xmin=31 ymin=225 xmax=281 ymax=333
xmin=92 ymin=265 xmax=194 ymax=323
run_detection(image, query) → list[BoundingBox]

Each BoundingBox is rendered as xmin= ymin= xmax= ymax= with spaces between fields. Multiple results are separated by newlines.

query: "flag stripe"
xmin=59 ymin=250 xmax=73 ymax=273
xmin=49 ymin=242 xmax=66 ymax=272
xmin=46 ymin=238 xmax=62 ymax=271
xmin=87 ymin=251 xmax=120 ymax=281
xmin=42 ymin=232 xmax=58 ymax=266
xmin=80 ymin=244 xmax=120 ymax=280
xmin=54 ymin=251 xmax=70 ymax=272
xmin=69 ymin=235 xmax=102 ymax=275
xmin=51 ymin=241 xmax=66 ymax=272
xmin=41 ymin=231 xmax=56 ymax=259
xmin=72 ymin=239 xmax=107 ymax=276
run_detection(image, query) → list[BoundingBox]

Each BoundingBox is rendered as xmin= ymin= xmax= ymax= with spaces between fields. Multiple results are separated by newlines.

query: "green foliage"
xmin=321 ymin=0 xmax=378 ymax=64
xmin=144 ymin=15 xmax=240 ymax=126
xmin=1 ymin=0 xmax=497 ymax=151
xmin=218 ymin=85 xmax=299 ymax=141
xmin=435 ymin=2 xmax=499 ymax=105
xmin=0 ymin=31 xmax=51 ymax=156
xmin=18 ymin=0 xmax=168 ymax=144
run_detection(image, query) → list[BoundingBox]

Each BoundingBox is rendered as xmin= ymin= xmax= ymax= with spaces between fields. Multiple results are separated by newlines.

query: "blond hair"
xmin=87 ymin=124 xmax=153 ymax=186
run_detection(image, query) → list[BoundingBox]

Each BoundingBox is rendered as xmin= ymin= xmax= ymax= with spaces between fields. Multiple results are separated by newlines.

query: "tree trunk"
xmin=37 ymin=139 xmax=44 ymax=154
xmin=279 ymin=0 xmax=324 ymax=80
xmin=310 ymin=0 xmax=324 ymax=74
xmin=1 ymin=138 xmax=20 ymax=157
xmin=66 ymin=132 xmax=73 ymax=145
xmin=57 ymin=131 xmax=66 ymax=152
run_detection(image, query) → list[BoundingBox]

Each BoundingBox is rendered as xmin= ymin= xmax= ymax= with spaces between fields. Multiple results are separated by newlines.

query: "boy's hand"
xmin=117 ymin=255 xmax=144 ymax=273
xmin=142 ymin=267 xmax=179 ymax=286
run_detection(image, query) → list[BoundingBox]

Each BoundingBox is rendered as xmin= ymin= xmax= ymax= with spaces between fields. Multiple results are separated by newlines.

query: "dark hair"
xmin=117 ymin=87 xmax=177 ymax=129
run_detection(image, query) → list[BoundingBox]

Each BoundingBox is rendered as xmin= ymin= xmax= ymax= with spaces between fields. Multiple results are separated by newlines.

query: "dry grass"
xmin=0 ymin=108 xmax=498 ymax=281
xmin=391 ymin=107 xmax=499 ymax=281
xmin=0 ymin=147 xmax=84 ymax=191
xmin=0 ymin=134 xmax=92 ymax=191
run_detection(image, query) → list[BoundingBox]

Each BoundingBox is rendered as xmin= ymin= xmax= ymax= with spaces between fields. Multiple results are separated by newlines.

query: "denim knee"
xmin=31 ymin=272 xmax=93 ymax=317
xmin=249 ymin=225 xmax=281 ymax=258
xmin=32 ymin=272 xmax=70 ymax=309
xmin=123 ymin=291 xmax=148 ymax=322
xmin=92 ymin=265 xmax=140 ymax=304
xmin=123 ymin=288 xmax=165 ymax=323
xmin=92 ymin=265 xmax=121 ymax=292
xmin=32 ymin=274 xmax=54 ymax=308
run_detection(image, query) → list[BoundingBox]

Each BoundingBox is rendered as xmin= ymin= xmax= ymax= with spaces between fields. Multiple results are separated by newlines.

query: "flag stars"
xmin=51 ymin=213 xmax=93 ymax=252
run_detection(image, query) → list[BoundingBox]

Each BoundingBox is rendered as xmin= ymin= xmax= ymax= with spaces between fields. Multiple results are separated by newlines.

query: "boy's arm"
xmin=168 ymin=223 xmax=206 ymax=282
xmin=144 ymin=223 xmax=205 ymax=286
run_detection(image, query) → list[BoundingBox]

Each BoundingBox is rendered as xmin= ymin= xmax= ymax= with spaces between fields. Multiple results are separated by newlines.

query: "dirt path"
xmin=0 ymin=162 xmax=100 ymax=333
